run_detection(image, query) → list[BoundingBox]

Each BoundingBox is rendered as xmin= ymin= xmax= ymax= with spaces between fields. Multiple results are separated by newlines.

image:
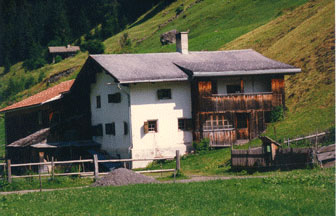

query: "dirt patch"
xmin=92 ymin=168 xmax=158 ymax=187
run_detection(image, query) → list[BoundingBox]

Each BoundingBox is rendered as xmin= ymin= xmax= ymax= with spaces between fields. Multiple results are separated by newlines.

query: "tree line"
xmin=0 ymin=0 xmax=166 ymax=72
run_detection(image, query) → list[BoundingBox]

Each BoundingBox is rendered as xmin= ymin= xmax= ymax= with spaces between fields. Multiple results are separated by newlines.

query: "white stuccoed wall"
xmin=129 ymin=81 xmax=193 ymax=168
xmin=90 ymin=71 xmax=131 ymax=159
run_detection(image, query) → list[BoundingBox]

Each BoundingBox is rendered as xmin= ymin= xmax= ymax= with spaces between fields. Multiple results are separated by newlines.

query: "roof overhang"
xmin=192 ymin=68 xmax=301 ymax=77
xmin=120 ymin=77 xmax=189 ymax=84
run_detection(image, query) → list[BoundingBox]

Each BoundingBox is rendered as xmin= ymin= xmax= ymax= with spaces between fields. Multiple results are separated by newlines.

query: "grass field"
xmin=0 ymin=168 xmax=334 ymax=215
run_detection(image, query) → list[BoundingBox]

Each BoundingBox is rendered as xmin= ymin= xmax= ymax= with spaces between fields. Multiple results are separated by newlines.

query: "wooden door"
xmin=236 ymin=113 xmax=249 ymax=140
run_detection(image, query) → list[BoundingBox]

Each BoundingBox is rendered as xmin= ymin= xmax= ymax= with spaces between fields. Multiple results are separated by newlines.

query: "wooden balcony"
xmin=198 ymin=92 xmax=281 ymax=112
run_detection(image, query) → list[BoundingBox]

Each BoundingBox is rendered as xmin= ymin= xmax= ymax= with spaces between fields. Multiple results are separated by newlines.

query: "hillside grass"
xmin=104 ymin=0 xmax=308 ymax=54
xmin=0 ymin=168 xmax=334 ymax=215
xmin=222 ymin=0 xmax=335 ymax=141
xmin=0 ymin=118 xmax=4 ymax=158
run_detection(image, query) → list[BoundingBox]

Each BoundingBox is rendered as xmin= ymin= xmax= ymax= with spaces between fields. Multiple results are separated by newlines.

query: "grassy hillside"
xmin=222 ymin=0 xmax=335 ymax=140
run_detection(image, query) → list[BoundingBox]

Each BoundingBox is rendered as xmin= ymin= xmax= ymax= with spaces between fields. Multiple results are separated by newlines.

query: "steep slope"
xmin=222 ymin=0 xmax=335 ymax=139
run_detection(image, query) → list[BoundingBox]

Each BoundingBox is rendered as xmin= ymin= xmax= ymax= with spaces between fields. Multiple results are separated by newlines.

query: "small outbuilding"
xmin=48 ymin=45 xmax=80 ymax=63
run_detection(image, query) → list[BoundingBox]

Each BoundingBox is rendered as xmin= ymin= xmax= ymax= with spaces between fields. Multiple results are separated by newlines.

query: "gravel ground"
xmin=92 ymin=168 xmax=158 ymax=187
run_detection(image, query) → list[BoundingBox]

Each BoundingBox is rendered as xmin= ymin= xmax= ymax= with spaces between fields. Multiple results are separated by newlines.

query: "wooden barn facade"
xmin=0 ymin=80 xmax=94 ymax=165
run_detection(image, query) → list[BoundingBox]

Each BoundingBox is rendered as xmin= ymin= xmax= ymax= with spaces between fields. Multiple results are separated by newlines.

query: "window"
xmin=124 ymin=122 xmax=128 ymax=135
xmin=157 ymin=89 xmax=171 ymax=100
xmin=227 ymin=85 xmax=241 ymax=94
xmin=211 ymin=80 xmax=217 ymax=94
xmin=108 ymin=93 xmax=121 ymax=103
xmin=203 ymin=115 xmax=233 ymax=131
xmin=105 ymin=123 xmax=115 ymax=135
xmin=92 ymin=124 xmax=103 ymax=136
xmin=178 ymin=118 xmax=193 ymax=131
xmin=144 ymin=120 xmax=157 ymax=133
xmin=96 ymin=96 xmax=101 ymax=108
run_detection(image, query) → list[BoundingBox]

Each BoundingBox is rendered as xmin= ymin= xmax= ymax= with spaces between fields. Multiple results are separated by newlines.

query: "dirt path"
xmin=0 ymin=175 xmax=267 ymax=195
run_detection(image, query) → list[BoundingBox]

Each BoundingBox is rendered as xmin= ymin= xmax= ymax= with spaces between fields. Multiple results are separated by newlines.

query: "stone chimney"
xmin=67 ymin=44 xmax=71 ymax=48
xmin=176 ymin=32 xmax=188 ymax=54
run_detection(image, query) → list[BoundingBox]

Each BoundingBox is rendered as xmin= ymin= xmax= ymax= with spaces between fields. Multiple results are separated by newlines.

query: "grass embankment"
xmin=222 ymin=0 xmax=335 ymax=141
xmin=0 ymin=168 xmax=334 ymax=215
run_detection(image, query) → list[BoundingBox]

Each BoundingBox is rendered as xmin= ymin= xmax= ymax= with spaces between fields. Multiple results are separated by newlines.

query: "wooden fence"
xmin=231 ymin=147 xmax=313 ymax=169
xmin=0 ymin=150 xmax=181 ymax=184
xmin=283 ymin=132 xmax=329 ymax=147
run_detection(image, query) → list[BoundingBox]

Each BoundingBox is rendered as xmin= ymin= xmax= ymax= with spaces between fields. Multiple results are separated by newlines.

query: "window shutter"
xmin=144 ymin=121 xmax=149 ymax=134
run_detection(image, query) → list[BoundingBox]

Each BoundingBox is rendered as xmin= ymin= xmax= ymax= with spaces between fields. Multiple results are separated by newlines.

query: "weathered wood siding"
xmin=203 ymin=129 xmax=237 ymax=146
xmin=199 ymin=93 xmax=274 ymax=112
xmin=231 ymin=147 xmax=267 ymax=167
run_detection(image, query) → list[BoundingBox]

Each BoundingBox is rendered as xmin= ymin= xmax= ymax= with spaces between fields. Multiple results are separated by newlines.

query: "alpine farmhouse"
xmin=74 ymin=32 xmax=300 ymax=168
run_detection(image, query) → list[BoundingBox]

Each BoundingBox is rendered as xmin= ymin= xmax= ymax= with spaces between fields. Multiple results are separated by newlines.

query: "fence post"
xmin=315 ymin=131 xmax=318 ymax=149
xmin=51 ymin=156 xmax=54 ymax=180
xmin=287 ymin=138 xmax=290 ymax=147
xmin=176 ymin=150 xmax=180 ymax=172
xmin=7 ymin=159 xmax=11 ymax=183
xmin=93 ymin=154 xmax=99 ymax=180
xmin=39 ymin=173 xmax=42 ymax=192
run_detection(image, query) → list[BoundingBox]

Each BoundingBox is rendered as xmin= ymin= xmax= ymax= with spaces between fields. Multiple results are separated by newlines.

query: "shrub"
xmin=24 ymin=75 xmax=35 ymax=89
xmin=192 ymin=138 xmax=210 ymax=153
xmin=271 ymin=106 xmax=284 ymax=122
xmin=55 ymin=55 xmax=62 ymax=63
xmin=81 ymin=40 xmax=105 ymax=54
xmin=38 ymin=71 xmax=45 ymax=82
xmin=119 ymin=33 xmax=131 ymax=49
xmin=23 ymin=57 xmax=47 ymax=71
xmin=175 ymin=4 xmax=184 ymax=15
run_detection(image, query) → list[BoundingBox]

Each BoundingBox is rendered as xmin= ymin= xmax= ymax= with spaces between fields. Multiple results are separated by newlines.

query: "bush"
xmin=24 ymin=75 xmax=35 ymax=89
xmin=38 ymin=71 xmax=45 ymax=82
xmin=119 ymin=33 xmax=131 ymax=49
xmin=81 ymin=40 xmax=105 ymax=54
xmin=175 ymin=4 xmax=184 ymax=15
xmin=55 ymin=55 xmax=62 ymax=63
xmin=192 ymin=138 xmax=210 ymax=153
xmin=23 ymin=57 xmax=47 ymax=71
xmin=271 ymin=106 xmax=284 ymax=122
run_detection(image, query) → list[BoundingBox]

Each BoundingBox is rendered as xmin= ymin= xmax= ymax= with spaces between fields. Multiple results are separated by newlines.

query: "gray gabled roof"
xmin=90 ymin=49 xmax=300 ymax=84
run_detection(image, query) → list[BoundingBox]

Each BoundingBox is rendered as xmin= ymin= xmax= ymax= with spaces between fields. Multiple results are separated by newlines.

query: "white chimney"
xmin=67 ymin=44 xmax=71 ymax=48
xmin=176 ymin=32 xmax=189 ymax=54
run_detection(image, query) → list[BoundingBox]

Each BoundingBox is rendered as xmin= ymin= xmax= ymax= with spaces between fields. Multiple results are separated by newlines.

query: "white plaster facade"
xmin=129 ymin=81 xmax=192 ymax=168
xmin=90 ymin=73 xmax=192 ymax=168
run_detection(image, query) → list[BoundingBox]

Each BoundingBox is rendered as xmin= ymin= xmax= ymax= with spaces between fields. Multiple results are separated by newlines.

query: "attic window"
xmin=108 ymin=93 xmax=121 ymax=103
xmin=144 ymin=120 xmax=157 ymax=134
xmin=178 ymin=118 xmax=193 ymax=131
xmin=96 ymin=96 xmax=101 ymax=108
xmin=157 ymin=89 xmax=171 ymax=100
xmin=92 ymin=124 xmax=103 ymax=136
xmin=105 ymin=123 xmax=115 ymax=135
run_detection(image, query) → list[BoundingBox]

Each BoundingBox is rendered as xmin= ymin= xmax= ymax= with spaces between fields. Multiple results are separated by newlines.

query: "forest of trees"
xmin=0 ymin=0 xmax=166 ymax=71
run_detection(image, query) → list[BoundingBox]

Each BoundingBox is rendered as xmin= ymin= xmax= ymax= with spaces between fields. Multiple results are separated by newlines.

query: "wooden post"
xmin=51 ymin=156 xmax=54 ymax=180
xmin=39 ymin=173 xmax=42 ymax=192
xmin=287 ymin=138 xmax=290 ymax=147
xmin=176 ymin=150 xmax=180 ymax=172
xmin=93 ymin=154 xmax=99 ymax=180
xmin=315 ymin=131 xmax=318 ymax=149
xmin=7 ymin=159 xmax=12 ymax=183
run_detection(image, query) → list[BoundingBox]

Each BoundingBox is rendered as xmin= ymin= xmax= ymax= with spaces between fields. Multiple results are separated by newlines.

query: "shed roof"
xmin=48 ymin=46 xmax=80 ymax=53
xmin=0 ymin=80 xmax=74 ymax=113
xmin=90 ymin=49 xmax=300 ymax=84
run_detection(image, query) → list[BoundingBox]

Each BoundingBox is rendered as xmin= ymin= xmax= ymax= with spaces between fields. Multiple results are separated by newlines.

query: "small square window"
xmin=96 ymin=96 xmax=101 ymax=108
xmin=105 ymin=123 xmax=115 ymax=135
xmin=108 ymin=93 xmax=121 ymax=103
xmin=144 ymin=120 xmax=157 ymax=133
xmin=157 ymin=89 xmax=171 ymax=100
xmin=178 ymin=118 xmax=192 ymax=131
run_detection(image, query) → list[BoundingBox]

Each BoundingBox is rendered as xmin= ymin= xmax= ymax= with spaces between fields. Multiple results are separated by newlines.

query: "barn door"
xmin=236 ymin=113 xmax=249 ymax=140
